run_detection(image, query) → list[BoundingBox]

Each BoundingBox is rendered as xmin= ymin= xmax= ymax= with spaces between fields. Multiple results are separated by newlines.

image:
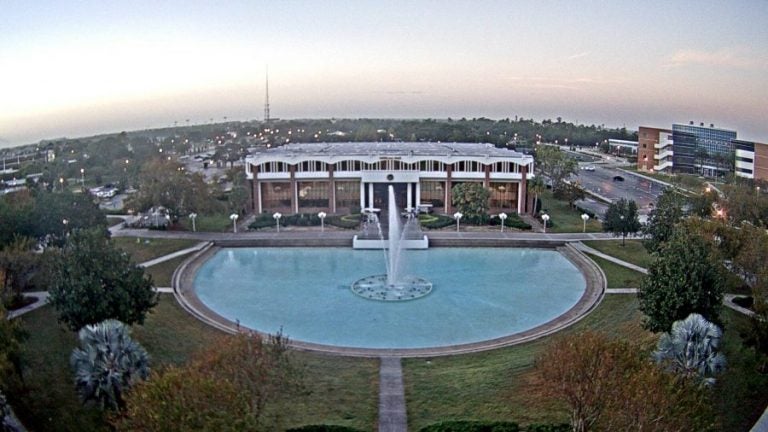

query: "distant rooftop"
xmin=250 ymin=142 xmax=528 ymax=158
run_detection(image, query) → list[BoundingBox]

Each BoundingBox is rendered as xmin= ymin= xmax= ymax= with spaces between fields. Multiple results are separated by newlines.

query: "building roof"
xmin=248 ymin=142 xmax=530 ymax=160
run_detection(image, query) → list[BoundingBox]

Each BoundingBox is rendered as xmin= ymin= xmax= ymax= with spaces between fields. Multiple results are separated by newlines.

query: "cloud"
xmin=664 ymin=48 xmax=765 ymax=69
xmin=565 ymin=51 xmax=590 ymax=61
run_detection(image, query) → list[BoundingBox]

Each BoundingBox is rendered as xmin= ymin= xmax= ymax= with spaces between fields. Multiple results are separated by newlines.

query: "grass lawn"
xmin=403 ymin=295 xmax=652 ymax=430
xmin=582 ymin=239 xmax=654 ymax=269
xmin=105 ymin=216 xmax=124 ymax=227
xmin=144 ymin=255 xmax=187 ymax=287
xmin=587 ymin=254 xmax=646 ymax=288
xmin=9 ymin=295 xmax=379 ymax=432
xmin=538 ymin=190 xmax=603 ymax=233
xmin=176 ymin=213 xmax=232 ymax=232
xmin=112 ymin=237 xmax=200 ymax=263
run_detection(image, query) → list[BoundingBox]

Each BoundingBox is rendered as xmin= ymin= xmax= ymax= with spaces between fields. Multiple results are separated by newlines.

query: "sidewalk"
xmin=572 ymin=242 xmax=649 ymax=274
xmin=139 ymin=242 xmax=210 ymax=267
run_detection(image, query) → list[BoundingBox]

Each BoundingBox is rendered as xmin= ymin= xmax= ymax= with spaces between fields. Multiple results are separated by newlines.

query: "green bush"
xmin=488 ymin=213 xmax=532 ymax=230
xmin=419 ymin=420 xmax=520 ymax=432
xmin=419 ymin=214 xmax=455 ymax=229
xmin=286 ymin=426 xmax=365 ymax=432
xmin=326 ymin=214 xmax=361 ymax=229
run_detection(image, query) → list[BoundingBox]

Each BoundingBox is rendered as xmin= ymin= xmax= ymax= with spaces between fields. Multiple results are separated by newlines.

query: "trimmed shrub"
xmin=419 ymin=214 xmax=455 ymax=229
xmin=488 ymin=213 xmax=532 ymax=230
xmin=326 ymin=214 xmax=361 ymax=229
xmin=419 ymin=420 xmax=520 ymax=432
xmin=525 ymin=424 xmax=570 ymax=432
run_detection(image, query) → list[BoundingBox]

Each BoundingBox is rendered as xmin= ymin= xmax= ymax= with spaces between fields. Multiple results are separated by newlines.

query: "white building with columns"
xmin=245 ymin=142 xmax=534 ymax=215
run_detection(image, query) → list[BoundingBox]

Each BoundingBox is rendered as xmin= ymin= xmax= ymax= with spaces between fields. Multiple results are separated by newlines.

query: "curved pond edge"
xmin=173 ymin=239 xmax=606 ymax=358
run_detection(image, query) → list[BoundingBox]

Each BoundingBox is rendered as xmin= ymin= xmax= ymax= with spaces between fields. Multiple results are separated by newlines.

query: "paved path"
xmin=606 ymin=288 xmax=638 ymax=294
xmin=572 ymin=242 xmax=649 ymax=274
xmin=379 ymin=357 xmax=407 ymax=432
xmin=7 ymin=292 xmax=48 ymax=319
xmin=139 ymin=242 xmax=210 ymax=267
xmin=724 ymin=294 xmax=756 ymax=317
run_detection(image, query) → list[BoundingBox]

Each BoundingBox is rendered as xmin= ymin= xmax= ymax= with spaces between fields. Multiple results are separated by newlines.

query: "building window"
xmin=489 ymin=182 xmax=518 ymax=210
xmin=261 ymin=182 xmax=292 ymax=209
xmin=297 ymin=181 xmax=329 ymax=209
xmin=420 ymin=181 xmax=444 ymax=207
xmin=335 ymin=181 xmax=360 ymax=211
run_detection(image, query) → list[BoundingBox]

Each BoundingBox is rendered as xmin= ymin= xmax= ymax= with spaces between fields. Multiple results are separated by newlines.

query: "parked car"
xmin=582 ymin=165 xmax=596 ymax=171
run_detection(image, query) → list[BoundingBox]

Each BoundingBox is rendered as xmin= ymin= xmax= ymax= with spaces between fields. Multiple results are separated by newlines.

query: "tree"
xmin=654 ymin=313 xmax=726 ymax=386
xmin=555 ymin=181 xmax=585 ymax=209
xmin=643 ymin=188 xmax=684 ymax=253
xmin=533 ymin=331 xmax=714 ymax=432
xmin=602 ymin=198 xmax=641 ymax=246
xmin=48 ymin=229 xmax=157 ymax=331
xmin=527 ymin=176 xmax=545 ymax=214
xmin=113 ymin=332 xmax=306 ymax=431
xmin=31 ymin=190 xmax=107 ymax=245
xmin=534 ymin=145 xmax=577 ymax=193
xmin=128 ymin=158 xmax=221 ymax=218
xmin=451 ymin=183 xmax=490 ymax=222
xmin=638 ymin=226 xmax=725 ymax=333
xmin=70 ymin=319 xmax=150 ymax=409
xmin=0 ymin=236 xmax=38 ymax=307
xmin=687 ymin=189 xmax=717 ymax=219
xmin=0 ymin=306 xmax=26 ymax=388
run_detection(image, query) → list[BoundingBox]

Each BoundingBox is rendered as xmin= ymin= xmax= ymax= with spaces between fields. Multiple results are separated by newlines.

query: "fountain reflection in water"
xmin=351 ymin=185 xmax=432 ymax=301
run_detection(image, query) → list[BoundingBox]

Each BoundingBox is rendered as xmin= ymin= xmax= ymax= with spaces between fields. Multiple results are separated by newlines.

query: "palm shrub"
xmin=653 ymin=313 xmax=726 ymax=386
xmin=70 ymin=319 xmax=150 ymax=409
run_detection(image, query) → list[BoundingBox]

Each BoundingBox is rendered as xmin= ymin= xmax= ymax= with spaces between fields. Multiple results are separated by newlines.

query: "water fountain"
xmin=350 ymin=185 xmax=433 ymax=301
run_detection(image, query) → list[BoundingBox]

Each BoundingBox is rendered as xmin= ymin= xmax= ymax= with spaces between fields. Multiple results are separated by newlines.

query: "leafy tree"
xmin=731 ymin=223 xmax=768 ymax=361
xmin=554 ymin=181 xmax=585 ymax=209
xmin=0 ymin=305 xmax=26 ymax=388
xmin=534 ymin=331 xmax=714 ymax=432
xmin=638 ymin=226 xmax=725 ymax=333
xmin=226 ymin=168 xmax=250 ymax=214
xmin=113 ymin=332 xmax=306 ymax=431
xmin=527 ymin=176 xmax=545 ymax=214
xmin=654 ymin=313 xmax=726 ymax=386
xmin=70 ymin=319 xmax=150 ymax=409
xmin=687 ymin=189 xmax=717 ymax=219
xmin=643 ymin=188 xmax=684 ymax=253
xmin=0 ymin=191 xmax=36 ymax=248
xmin=48 ymin=229 xmax=157 ymax=331
xmin=602 ymin=198 xmax=641 ymax=246
xmin=128 ymin=158 xmax=221 ymax=218
xmin=451 ymin=183 xmax=490 ymax=222
xmin=534 ymin=145 xmax=577 ymax=193
xmin=0 ymin=236 xmax=38 ymax=307
xmin=720 ymin=180 xmax=768 ymax=227
xmin=32 ymin=190 xmax=107 ymax=245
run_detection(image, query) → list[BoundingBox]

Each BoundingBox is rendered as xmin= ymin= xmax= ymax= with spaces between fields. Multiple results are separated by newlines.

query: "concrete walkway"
xmin=7 ymin=292 xmax=49 ymax=319
xmin=724 ymin=294 xmax=756 ymax=317
xmin=379 ymin=357 xmax=407 ymax=432
xmin=139 ymin=241 xmax=210 ymax=268
xmin=605 ymin=288 xmax=638 ymax=294
xmin=572 ymin=242 xmax=649 ymax=274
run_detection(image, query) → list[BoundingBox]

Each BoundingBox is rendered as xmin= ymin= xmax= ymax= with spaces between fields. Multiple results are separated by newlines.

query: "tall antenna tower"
xmin=264 ymin=65 xmax=271 ymax=124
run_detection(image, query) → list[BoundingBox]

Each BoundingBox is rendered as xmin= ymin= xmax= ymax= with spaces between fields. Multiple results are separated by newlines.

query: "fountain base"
xmin=351 ymin=274 xmax=433 ymax=301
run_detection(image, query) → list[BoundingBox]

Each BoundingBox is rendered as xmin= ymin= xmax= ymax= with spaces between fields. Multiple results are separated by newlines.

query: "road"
xmin=573 ymin=163 xmax=666 ymax=214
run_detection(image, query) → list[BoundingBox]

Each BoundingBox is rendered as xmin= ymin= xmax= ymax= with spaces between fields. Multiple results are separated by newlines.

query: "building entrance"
xmin=372 ymin=183 xmax=407 ymax=212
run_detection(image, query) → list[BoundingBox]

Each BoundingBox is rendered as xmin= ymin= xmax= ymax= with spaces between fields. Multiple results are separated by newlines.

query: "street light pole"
xmin=189 ymin=213 xmax=198 ymax=232
xmin=318 ymin=212 xmax=326 ymax=232
xmin=80 ymin=168 xmax=85 ymax=187
xmin=499 ymin=212 xmax=507 ymax=233
xmin=541 ymin=213 xmax=550 ymax=233
xmin=273 ymin=212 xmax=282 ymax=232
xmin=581 ymin=213 xmax=590 ymax=233
xmin=229 ymin=213 xmax=239 ymax=233
xmin=453 ymin=212 xmax=463 ymax=233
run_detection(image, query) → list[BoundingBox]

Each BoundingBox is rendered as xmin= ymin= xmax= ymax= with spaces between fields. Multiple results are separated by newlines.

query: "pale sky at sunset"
xmin=1 ymin=0 xmax=767 ymax=147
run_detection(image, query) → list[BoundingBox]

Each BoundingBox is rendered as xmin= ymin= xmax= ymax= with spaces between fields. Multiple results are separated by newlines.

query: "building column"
xmin=415 ymin=181 xmax=421 ymax=209
xmin=251 ymin=165 xmax=262 ymax=214
xmin=484 ymin=164 xmax=490 ymax=188
xmin=368 ymin=182 xmax=374 ymax=208
xmin=359 ymin=182 xmax=366 ymax=210
xmin=329 ymin=165 xmax=336 ymax=213
xmin=406 ymin=182 xmax=413 ymax=210
xmin=445 ymin=165 xmax=453 ymax=213
xmin=519 ymin=164 xmax=528 ymax=214
xmin=290 ymin=165 xmax=298 ymax=213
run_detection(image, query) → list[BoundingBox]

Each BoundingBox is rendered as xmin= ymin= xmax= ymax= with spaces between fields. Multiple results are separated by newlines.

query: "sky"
xmin=1 ymin=0 xmax=767 ymax=147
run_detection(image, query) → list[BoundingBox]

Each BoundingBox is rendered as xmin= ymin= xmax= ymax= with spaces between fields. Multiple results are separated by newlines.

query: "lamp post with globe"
xmin=453 ymin=212 xmax=463 ymax=233
xmin=229 ymin=213 xmax=239 ymax=233
xmin=318 ymin=211 xmax=326 ymax=232
xmin=188 ymin=213 xmax=198 ymax=232
xmin=273 ymin=212 xmax=282 ymax=232
xmin=581 ymin=213 xmax=590 ymax=233
xmin=499 ymin=212 xmax=508 ymax=233
xmin=541 ymin=213 xmax=550 ymax=233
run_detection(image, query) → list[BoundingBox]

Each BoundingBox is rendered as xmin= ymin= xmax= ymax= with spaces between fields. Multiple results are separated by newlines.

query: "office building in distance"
xmin=245 ymin=142 xmax=535 ymax=215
